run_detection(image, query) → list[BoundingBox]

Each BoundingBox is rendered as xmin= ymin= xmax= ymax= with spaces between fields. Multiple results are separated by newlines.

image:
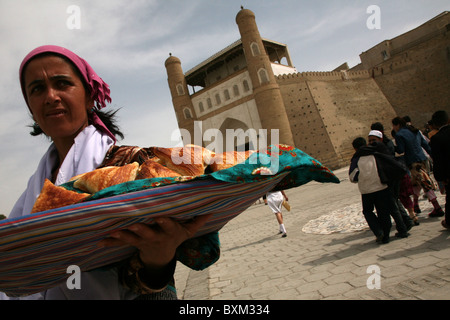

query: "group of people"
xmin=350 ymin=112 xmax=449 ymax=244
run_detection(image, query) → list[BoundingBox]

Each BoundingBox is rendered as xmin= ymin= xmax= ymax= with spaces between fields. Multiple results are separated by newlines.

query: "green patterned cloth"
xmin=63 ymin=144 xmax=339 ymax=199
xmin=60 ymin=144 xmax=339 ymax=272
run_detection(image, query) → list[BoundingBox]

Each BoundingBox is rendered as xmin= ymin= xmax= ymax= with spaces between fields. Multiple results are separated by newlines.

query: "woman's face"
xmin=23 ymin=55 xmax=92 ymax=143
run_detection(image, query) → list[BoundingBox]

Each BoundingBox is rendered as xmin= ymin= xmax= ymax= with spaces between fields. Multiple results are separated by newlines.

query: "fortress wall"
xmin=309 ymin=78 xmax=397 ymax=166
xmin=371 ymin=33 xmax=450 ymax=128
xmin=278 ymin=75 xmax=397 ymax=169
xmin=279 ymin=80 xmax=339 ymax=168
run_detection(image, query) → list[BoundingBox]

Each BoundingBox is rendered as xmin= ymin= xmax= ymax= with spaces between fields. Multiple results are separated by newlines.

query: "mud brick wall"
xmin=278 ymin=71 xmax=397 ymax=169
xmin=371 ymin=32 xmax=450 ymax=129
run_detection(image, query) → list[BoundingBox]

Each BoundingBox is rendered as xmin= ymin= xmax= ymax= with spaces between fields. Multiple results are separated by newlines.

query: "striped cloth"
xmin=0 ymin=145 xmax=340 ymax=296
xmin=0 ymin=174 xmax=285 ymax=296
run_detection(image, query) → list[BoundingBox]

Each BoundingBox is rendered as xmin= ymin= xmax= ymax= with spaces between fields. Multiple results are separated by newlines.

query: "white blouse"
xmin=0 ymin=126 xmax=140 ymax=300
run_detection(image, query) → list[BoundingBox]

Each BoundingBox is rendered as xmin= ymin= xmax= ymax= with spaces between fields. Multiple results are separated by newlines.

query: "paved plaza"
xmin=174 ymin=167 xmax=450 ymax=300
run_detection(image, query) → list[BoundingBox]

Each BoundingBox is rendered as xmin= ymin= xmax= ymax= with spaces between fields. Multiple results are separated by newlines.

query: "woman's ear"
xmin=86 ymin=97 xmax=95 ymax=112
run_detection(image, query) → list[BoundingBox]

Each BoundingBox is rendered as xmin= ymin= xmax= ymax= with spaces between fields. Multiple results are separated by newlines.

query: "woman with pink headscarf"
xmin=2 ymin=45 xmax=218 ymax=300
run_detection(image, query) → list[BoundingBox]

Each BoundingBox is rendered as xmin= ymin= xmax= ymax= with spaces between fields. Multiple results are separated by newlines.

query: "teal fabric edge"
xmin=62 ymin=145 xmax=340 ymax=202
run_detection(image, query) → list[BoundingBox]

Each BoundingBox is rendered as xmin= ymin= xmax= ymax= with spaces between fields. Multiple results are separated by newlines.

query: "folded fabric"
xmin=0 ymin=145 xmax=339 ymax=296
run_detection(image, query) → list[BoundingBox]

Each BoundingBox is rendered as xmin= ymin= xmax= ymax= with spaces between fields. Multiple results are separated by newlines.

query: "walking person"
xmin=370 ymin=123 xmax=415 ymax=228
xmin=392 ymin=117 xmax=444 ymax=217
xmin=349 ymin=133 xmax=409 ymax=243
xmin=367 ymin=130 xmax=413 ymax=233
xmin=429 ymin=111 xmax=450 ymax=229
xmin=349 ymin=137 xmax=393 ymax=244
xmin=266 ymin=189 xmax=288 ymax=237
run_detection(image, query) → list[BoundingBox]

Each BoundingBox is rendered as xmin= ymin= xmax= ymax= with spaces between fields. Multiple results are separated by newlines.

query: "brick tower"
xmin=235 ymin=8 xmax=294 ymax=146
xmin=164 ymin=54 xmax=196 ymax=144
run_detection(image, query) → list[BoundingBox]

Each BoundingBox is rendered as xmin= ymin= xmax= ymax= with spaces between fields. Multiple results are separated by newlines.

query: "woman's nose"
xmin=45 ymin=87 xmax=61 ymax=104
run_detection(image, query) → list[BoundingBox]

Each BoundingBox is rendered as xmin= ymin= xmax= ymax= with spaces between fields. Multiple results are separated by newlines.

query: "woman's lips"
xmin=46 ymin=109 xmax=67 ymax=117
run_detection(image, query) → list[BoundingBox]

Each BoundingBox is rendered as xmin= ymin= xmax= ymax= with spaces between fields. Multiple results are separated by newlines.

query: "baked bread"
xmin=184 ymin=144 xmax=215 ymax=164
xmin=209 ymin=150 xmax=256 ymax=172
xmin=136 ymin=160 xmax=180 ymax=179
xmin=73 ymin=162 xmax=139 ymax=193
xmin=31 ymin=179 xmax=90 ymax=213
xmin=151 ymin=145 xmax=214 ymax=176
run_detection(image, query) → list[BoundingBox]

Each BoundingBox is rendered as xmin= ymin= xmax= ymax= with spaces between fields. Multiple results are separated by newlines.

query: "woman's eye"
xmin=30 ymin=85 xmax=43 ymax=94
xmin=57 ymin=80 xmax=71 ymax=88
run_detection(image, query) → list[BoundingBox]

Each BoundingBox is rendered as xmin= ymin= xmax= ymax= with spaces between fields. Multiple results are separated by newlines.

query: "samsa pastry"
xmin=151 ymin=145 xmax=214 ymax=177
xmin=73 ymin=162 xmax=139 ymax=193
xmin=136 ymin=160 xmax=180 ymax=179
xmin=184 ymin=144 xmax=215 ymax=164
xmin=31 ymin=179 xmax=90 ymax=213
xmin=209 ymin=150 xmax=256 ymax=172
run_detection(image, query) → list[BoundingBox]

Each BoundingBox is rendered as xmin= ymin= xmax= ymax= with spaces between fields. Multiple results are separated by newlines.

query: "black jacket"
xmin=353 ymin=142 xmax=407 ymax=184
xmin=430 ymin=124 xmax=450 ymax=183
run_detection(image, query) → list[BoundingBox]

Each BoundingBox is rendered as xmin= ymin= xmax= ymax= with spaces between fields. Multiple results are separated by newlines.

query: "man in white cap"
xmin=349 ymin=136 xmax=392 ymax=244
xmin=368 ymin=130 xmax=412 ymax=236
xmin=368 ymin=130 xmax=384 ymax=145
xmin=349 ymin=130 xmax=410 ymax=244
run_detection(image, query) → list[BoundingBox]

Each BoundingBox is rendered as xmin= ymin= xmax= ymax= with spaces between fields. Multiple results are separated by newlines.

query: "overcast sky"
xmin=0 ymin=0 xmax=448 ymax=216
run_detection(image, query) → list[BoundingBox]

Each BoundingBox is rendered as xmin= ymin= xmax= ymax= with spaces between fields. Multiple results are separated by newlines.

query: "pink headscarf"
xmin=19 ymin=45 xmax=116 ymax=142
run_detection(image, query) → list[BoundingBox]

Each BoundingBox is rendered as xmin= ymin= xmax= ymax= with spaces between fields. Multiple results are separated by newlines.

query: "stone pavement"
xmin=174 ymin=167 xmax=450 ymax=300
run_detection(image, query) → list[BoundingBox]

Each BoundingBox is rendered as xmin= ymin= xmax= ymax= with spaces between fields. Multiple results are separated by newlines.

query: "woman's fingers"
xmin=181 ymin=214 xmax=212 ymax=238
xmin=98 ymin=214 xmax=212 ymax=248
xmin=97 ymin=229 xmax=139 ymax=247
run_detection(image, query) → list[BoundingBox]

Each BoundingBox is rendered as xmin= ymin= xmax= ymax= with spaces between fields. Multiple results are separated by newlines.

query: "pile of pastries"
xmin=31 ymin=145 xmax=255 ymax=214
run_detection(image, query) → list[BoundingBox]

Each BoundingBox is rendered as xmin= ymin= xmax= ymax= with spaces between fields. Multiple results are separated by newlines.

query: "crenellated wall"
xmin=276 ymin=70 xmax=370 ymax=82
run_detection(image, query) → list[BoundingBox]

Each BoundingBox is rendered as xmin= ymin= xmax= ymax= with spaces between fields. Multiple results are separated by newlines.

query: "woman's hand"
xmin=98 ymin=214 xmax=211 ymax=269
